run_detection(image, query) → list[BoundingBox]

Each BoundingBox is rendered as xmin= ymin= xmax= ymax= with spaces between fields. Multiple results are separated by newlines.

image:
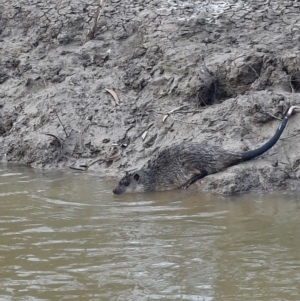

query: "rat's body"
xmin=113 ymin=106 xmax=299 ymax=195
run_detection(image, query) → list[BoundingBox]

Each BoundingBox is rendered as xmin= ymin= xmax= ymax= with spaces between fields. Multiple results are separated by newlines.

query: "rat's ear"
xmin=133 ymin=173 xmax=140 ymax=181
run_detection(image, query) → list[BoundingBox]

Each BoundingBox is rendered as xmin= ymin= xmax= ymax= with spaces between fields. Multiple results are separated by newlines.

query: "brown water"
xmin=0 ymin=164 xmax=300 ymax=301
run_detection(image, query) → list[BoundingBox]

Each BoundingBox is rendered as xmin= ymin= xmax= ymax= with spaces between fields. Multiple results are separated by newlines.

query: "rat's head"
xmin=113 ymin=171 xmax=145 ymax=195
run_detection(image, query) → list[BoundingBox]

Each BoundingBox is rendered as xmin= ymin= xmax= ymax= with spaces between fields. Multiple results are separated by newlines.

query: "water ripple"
xmin=0 ymin=165 xmax=300 ymax=300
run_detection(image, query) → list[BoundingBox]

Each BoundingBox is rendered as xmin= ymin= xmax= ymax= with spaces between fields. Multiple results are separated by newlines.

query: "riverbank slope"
xmin=1 ymin=0 xmax=300 ymax=194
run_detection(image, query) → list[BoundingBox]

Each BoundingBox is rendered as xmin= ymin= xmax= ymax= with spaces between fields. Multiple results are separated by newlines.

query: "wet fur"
xmin=113 ymin=142 xmax=242 ymax=194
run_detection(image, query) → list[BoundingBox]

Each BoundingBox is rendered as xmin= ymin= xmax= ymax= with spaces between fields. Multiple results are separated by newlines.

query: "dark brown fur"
xmin=113 ymin=142 xmax=242 ymax=194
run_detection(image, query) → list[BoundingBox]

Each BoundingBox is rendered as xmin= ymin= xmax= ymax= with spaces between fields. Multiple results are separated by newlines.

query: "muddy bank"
xmin=1 ymin=0 xmax=300 ymax=194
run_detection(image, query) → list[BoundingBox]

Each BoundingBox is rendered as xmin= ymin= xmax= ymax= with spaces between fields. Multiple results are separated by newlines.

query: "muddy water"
xmin=0 ymin=165 xmax=300 ymax=301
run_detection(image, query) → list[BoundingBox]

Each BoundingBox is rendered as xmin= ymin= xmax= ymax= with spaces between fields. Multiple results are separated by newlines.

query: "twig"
xmin=53 ymin=109 xmax=69 ymax=138
xmin=175 ymin=110 xmax=202 ymax=114
xmin=85 ymin=0 xmax=106 ymax=43
xmin=162 ymin=105 xmax=188 ymax=122
xmin=263 ymin=111 xmax=282 ymax=121
xmin=247 ymin=64 xmax=260 ymax=79
xmin=69 ymin=148 xmax=121 ymax=171
xmin=198 ymin=93 xmax=208 ymax=106
xmin=86 ymin=156 xmax=106 ymax=168
xmin=86 ymin=6 xmax=100 ymax=42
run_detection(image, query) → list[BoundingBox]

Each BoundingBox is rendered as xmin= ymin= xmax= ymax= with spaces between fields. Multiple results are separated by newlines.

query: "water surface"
xmin=0 ymin=164 xmax=300 ymax=300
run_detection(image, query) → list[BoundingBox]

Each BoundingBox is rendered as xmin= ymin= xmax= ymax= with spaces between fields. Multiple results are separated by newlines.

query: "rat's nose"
xmin=113 ymin=188 xmax=120 ymax=195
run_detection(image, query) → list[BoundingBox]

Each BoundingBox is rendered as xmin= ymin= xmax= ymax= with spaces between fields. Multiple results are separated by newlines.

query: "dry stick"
xmin=86 ymin=6 xmax=100 ymax=42
xmin=84 ymin=153 xmax=121 ymax=170
xmin=69 ymin=149 xmax=121 ymax=171
xmin=175 ymin=110 xmax=202 ymax=114
xmin=263 ymin=111 xmax=282 ymax=121
xmin=247 ymin=64 xmax=260 ymax=79
xmin=53 ymin=109 xmax=69 ymax=138
xmin=86 ymin=157 xmax=106 ymax=169
xmin=198 ymin=92 xmax=208 ymax=106
xmin=86 ymin=0 xmax=106 ymax=42
xmin=163 ymin=105 xmax=188 ymax=122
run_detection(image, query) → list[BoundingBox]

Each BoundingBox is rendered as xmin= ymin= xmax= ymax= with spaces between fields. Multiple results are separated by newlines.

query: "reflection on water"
xmin=0 ymin=164 xmax=300 ymax=301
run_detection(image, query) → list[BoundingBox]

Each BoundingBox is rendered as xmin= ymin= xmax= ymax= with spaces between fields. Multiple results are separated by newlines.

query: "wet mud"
xmin=1 ymin=0 xmax=300 ymax=194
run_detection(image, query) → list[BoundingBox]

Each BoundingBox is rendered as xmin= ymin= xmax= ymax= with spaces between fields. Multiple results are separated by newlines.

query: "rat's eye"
xmin=125 ymin=181 xmax=130 ymax=187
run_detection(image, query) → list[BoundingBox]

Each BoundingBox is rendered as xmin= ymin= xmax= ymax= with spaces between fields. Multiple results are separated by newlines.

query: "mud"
xmin=1 ymin=0 xmax=300 ymax=194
